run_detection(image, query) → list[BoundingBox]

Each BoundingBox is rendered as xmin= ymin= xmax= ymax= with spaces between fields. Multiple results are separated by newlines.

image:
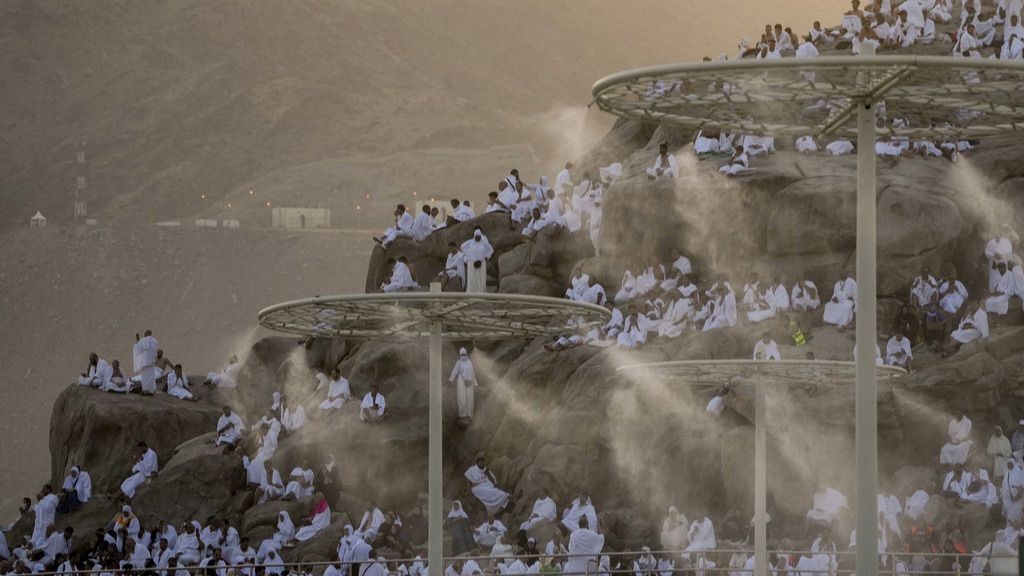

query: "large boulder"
xmin=49 ymin=386 xmax=222 ymax=494
xmin=131 ymin=433 xmax=247 ymax=527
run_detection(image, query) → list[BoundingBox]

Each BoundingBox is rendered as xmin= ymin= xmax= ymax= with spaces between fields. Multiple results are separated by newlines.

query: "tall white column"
xmin=854 ymin=43 xmax=879 ymax=576
xmin=429 ymin=282 xmax=443 ymax=576
xmin=754 ymin=382 xmax=768 ymax=576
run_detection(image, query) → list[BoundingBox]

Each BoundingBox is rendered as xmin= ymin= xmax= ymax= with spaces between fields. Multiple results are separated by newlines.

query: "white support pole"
xmin=429 ymin=282 xmax=443 ymax=576
xmin=854 ymin=43 xmax=879 ymax=576
xmin=754 ymin=383 xmax=768 ymax=576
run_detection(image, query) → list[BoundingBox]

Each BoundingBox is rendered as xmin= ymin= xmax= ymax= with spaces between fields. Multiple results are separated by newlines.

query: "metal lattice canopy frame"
xmin=591 ymin=55 xmax=1024 ymax=140
xmin=257 ymin=292 xmax=610 ymax=340
xmin=616 ymin=359 xmax=908 ymax=385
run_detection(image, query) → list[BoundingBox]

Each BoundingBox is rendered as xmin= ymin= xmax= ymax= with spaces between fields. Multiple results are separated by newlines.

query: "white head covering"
xmin=122 ymin=505 xmax=132 ymax=514
xmin=448 ymin=500 xmax=469 ymax=520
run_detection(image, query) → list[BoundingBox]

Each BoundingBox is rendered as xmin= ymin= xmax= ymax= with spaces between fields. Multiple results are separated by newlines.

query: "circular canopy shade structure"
xmin=257 ymin=292 xmax=611 ymax=340
xmin=258 ymin=287 xmax=609 ymax=576
xmin=591 ymin=55 xmax=1024 ymax=140
xmin=616 ymin=359 xmax=907 ymax=576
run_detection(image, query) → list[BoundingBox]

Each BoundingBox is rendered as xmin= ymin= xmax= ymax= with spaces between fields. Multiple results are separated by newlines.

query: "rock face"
xmin=49 ymin=385 xmax=222 ymax=494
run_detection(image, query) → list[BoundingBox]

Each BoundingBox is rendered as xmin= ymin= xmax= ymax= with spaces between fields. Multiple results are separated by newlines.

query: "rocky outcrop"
xmin=49 ymin=386 xmax=222 ymax=495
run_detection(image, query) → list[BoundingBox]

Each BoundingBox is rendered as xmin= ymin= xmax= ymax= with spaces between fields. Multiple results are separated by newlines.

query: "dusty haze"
xmin=0 ymin=0 xmax=845 ymax=519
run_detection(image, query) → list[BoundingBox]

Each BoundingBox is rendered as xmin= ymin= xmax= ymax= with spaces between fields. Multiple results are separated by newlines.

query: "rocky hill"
xmin=11 ymin=109 xmax=1024 ymax=565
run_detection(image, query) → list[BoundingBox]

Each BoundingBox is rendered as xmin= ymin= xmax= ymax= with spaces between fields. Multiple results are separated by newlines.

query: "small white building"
xmin=271 ymin=207 xmax=331 ymax=229
xmin=30 ymin=211 xmax=46 ymax=227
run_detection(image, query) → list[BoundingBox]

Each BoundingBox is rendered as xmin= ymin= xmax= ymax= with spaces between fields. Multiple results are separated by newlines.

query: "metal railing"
xmin=5 ymin=548 xmax=1017 ymax=576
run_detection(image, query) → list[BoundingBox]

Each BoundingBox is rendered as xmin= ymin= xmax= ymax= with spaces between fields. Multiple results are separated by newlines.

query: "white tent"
xmin=30 ymin=211 xmax=46 ymax=227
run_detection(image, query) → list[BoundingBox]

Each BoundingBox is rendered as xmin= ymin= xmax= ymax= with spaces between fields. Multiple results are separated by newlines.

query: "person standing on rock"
xmin=437 ymin=242 xmax=465 ymax=292
xmin=30 ymin=485 xmax=58 ymax=548
xmin=132 ymin=330 xmax=159 ymax=395
xmin=449 ymin=348 xmax=478 ymax=423
xmin=564 ymin=515 xmax=604 ymax=576
xmin=116 ymin=441 xmax=159 ymax=501
xmin=461 ymin=227 xmax=494 ymax=293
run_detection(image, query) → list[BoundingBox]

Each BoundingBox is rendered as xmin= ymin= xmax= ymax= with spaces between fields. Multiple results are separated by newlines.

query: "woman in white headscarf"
xmin=446 ymin=501 xmax=474 ymax=557
xmin=661 ymin=506 xmax=690 ymax=551
xmin=257 ymin=511 xmax=295 ymax=561
xmin=59 ymin=465 xmax=92 ymax=513
xmin=450 ymin=348 xmax=479 ymax=421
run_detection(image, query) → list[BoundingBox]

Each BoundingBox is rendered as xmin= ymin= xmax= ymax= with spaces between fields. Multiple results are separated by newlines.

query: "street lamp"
xmin=258 ymin=286 xmax=610 ymax=576
xmin=592 ymin=52 xmax=1024 ymax=575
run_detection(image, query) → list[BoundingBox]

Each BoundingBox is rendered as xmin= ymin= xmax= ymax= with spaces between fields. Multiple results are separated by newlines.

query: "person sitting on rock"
xmin=58 ymin=466 xmax=92 ymax=514
xmin=944 ymin=300 xmax=989 ymax=355
xmin=254 ymin=458 xmax=285 ymax=504
xmin=165 ymin=364 xmax=196 ymax=401
xmin=436 ymin=242 xmax=465 ymax=291
xmin=77 ymin=353 xmax=111 ymax=388
xmin=215 ymin=406 xmax=245 ymax=449
xmin=646 ymin=142 xmax=679 ymax=180
xmin=115 ymin=442 xmax=159 ymax=502
xmin=753 ymin=332 xmax=781 ymax=360
xmin=938 ymin=273 xmax=968 ymax=315
xmin=823 ymin=272 xmax=857 ymax=329
xmin=465 ymin=457 xmax=516 ymax=516
xmin=360 ymin=383 xmax=387 ymax=423
xmin=282 ymin=467 xmax=314 ymax=501
xmin=472 ymin=515 xmax=507 ymax=549
xmin=719 ymin=146 xmax=750 ymax=177
xmin=885 ymin=328 xmax=913 ymax=371
xmin=519 ymin=487 xmax=558 ymax=533
xmin=375 ymin=204 xmax=414 ymax=248
xmin=561 ymin=491 xmax=598 ymax=533
xmin=411 ymin=204 xmax=434 ymax=242
xmin=113 ymin=505 xmax=142 ymax=540
xmin=100 ymin=359 xmax=131 ymax=393
xmin=204 ymin=355 xmax=240 ymax=389
xmin=521 ymin=207 xmax=553 ymax=240
xmin=381 ymin=257 xmax=419 ymax=293
xmin=940 ymin=413 xmax=973 ymax=466
xmin=319 ymin=369 xmax=351 ymax=413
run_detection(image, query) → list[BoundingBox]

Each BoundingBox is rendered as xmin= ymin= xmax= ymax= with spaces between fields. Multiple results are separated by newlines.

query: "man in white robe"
xmin=1002 ymin=460 xmax=1024 ymax=522
xmin=437 ymin=242 xmax=465 ymax=291
xmin=986 ymin=262 xmax=1015 ymax=316
xmin=378 ymin=204 xmax=414 ymax=248
xmin=684 ymin=514 xmax=717 ymax=555
xmin=806 ymin=488 xmax=848 ymax=529
xmin=133 ymin=330 xmax=159 ymax=395
xmin=465 ymin=458 xmax=511 ymax=515
xmin=119 ymin=442 xmax=159 ymax=500
xmin=204 ymin=355 xmax=240 ymax=388
xmin=617 ymin=307 xmax=649 ymax=348
xmin=282 ymin=397 xmax=306 ymax=433
xmin=254 ymin=459 xmax=285 ymax=504
xmin=823 ymin=273 xmax=857 ymax=328
xmin=320 ymin=369 xmax=351 ymax=412
xmin=564 ymin=516 xmax=604 ymax=576
xmin=360 ymin=383 xmax=387 ymax=423
xmin=646 ymin=143 xmax=679 ymax=180
xmin=449 ymin=348 xmax=478 ymax=422
xmin=472 ymin=517 xmax=507 ymax=548
xmin=283 ymin=467 xmax=315 ymax=501
xmin=519 ymin=489 xmax=558 ymax=532
xmin=216 ymin=406 xmax=245 ymax=447
xmin=411 ymin=205 xmax=435 ymax=242
xmin=381 ymin=257 xmax=419 ymax=293
xmin=702 ymin=287 xmax=738 ymax=332
xmin=166 ymin=364 xmax=195 ymax=401
xmin=77 ymin=353 xmax=111 ymax=387
xmin=461 ymin=228 xmax=494 ymax=293
xmin=951 ymin=302 xmax=989 ymax=344
xmin=826 ymin=140 xmax=855 ymax=155
xmin=555 ymin=163 xmax=573 ymax=195
xmin=30 ymin=486 xmax=59 ymax=547
xmin=910 ymin=267 xmax=939 ymax=308
xmin=753 ymin=333 xmax=781 ymax=360
xmin=719 ymin=147 xmax=750 ymax=176
xmin=561 ymin=493 xmax=599 ymax=533
xmin=938 ymin=275 xmax=968 ymax=314
xmin=941 ymin=414 xmax=973 ymax=465
xmin=885 ymin=329 xmax=913 ymax=370
xmin=175 ymin=522 xmax=203 ymax=565
xmin=985 ymin=227 xmax=1015 ymax=290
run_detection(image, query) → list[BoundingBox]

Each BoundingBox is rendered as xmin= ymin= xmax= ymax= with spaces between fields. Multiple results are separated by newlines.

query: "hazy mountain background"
xmin=0 ymin=0 xmax=845 ymax=518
